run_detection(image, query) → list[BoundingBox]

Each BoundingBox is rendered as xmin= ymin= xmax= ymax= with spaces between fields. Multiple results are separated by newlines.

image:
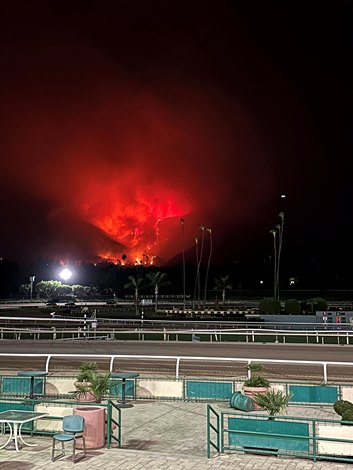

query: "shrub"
xmin=333 ymin=400 xmax=353 ymax=425
xmin=341 ymin=410 xmax=353 ymax=424
xmin=314 ymin=297 xmax=328 ymax=310
xmin=285 ymin=299 xmax=301 ymax=315
xmin=305 ymin=297 xmax=328 ymax=313
xmin=259 ymin=297 xmax=281 ymax=314
xmin=333 ymin=399 xmax=353 ymax=417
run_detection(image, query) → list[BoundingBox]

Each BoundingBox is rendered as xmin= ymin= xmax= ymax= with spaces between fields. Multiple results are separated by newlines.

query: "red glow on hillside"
xmin=0 ymin=36 xmax=274 ymax=264
xmin=75 ymin=177 xmax=192 ymax=263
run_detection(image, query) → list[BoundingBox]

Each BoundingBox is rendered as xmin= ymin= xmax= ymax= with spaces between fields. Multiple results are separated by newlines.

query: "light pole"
xmin=203 ymin=228 xmax=213 ymax=309
xmin=276 ymin=212 xmax=285 ymax=300
xmin=269 ymin=229 xmax=277 ymax=299
xmin=198 ymin=225 xmax=205 ymax=308
xmin=180 ymin=218 xmax=186 ymax=310
xmin=29 ymin=276 xmax=35 ymax=301
xmin=193 ymin=237 xmax=199 ymax=309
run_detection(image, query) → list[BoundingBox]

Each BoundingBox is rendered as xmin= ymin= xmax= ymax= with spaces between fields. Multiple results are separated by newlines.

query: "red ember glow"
xmin=75 ymin=175 xmax=192 ymax=262
xmin=0 ymin=39 xmax=273 ymax=264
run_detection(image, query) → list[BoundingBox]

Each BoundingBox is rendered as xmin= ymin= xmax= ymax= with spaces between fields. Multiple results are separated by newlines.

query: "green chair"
xmin=52 ymin=415 xmax=86 ymax=462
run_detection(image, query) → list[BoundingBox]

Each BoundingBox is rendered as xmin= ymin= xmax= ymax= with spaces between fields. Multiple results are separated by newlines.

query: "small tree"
xmin=19 ymin=284 xmax=31 ymax=298
xmin=72 ymin=284 xmax=85 ymax=298
xmin=56 ymin=284 xmax=73 ymax=297
xmin=285 ymin=299 xmax=301 ymax=314
xmin=35 ymin=280 xmax=62 ymax=299
xmin=214 ymin=275 xmax=232 ymax=305
xmin=124 ymin=275 xmax=144 ymax=315
xmin=305 ymin=297 xmax=328 ymax=313
xmin=146 ymin=271 xmax=169 ymax=312
xmin=259 ymin=297 xmax=281 ymax=314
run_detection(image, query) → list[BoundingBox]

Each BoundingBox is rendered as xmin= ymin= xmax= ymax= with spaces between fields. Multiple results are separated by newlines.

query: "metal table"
xmin=0 ymin=410 xmax=48 ymax=452
xmin=17 ymin=370 xmax=48 ymax=399
xmin=111 ymin=372 xmax=139 ymax=408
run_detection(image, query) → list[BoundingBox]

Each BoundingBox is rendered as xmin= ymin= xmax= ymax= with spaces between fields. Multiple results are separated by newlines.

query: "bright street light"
xmin=59 ymin=268 xmax=73 ymax=282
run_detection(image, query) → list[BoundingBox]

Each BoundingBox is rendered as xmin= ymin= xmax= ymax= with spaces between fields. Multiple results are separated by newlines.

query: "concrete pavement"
xmin=0 ymin=401 xmax=351 ymax=469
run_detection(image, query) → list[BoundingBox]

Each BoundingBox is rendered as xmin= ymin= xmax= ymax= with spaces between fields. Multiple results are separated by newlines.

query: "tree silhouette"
xmin=203 ymin=228 xmax=213 ymax=309
xmin=194 ymin=225 xmax=205 ymax=308
xmin=214 ymin=275 xmax=232 ymax=305
xmin=35 ymin=280 xmax=62 ymax=299
xmin=124 ymin=275 xmax=144 ymax=315
xmin=147 ymin=271 xmax=169 ymax=311
xmin=180 ymin=218 xmax=186 ymax=310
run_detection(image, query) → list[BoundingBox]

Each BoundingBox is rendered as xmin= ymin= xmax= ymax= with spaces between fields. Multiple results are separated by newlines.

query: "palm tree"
xmin=276 ymin=212 xmax=285 ymax=300
xmin=214 ymin=275 xmax=232 ymax=305
xmin=147 ymin=271 xmax=169 ymax=311
xmin=253 ymin=389 xmax=292 ymax=420
xmin=203 ymin=228 xmax=213 ymax=309
xmin=180 ymin=218 xmax=186 ymax=310
xmin=269 ymin=228 xmax=277 ymax=299
xmin=124 ymin=275 xmax=144 ymax=315
xmin=193 ymin=237 xmax=199 ymax=308
xmin=196 ymin=225 xmax=205 ymax=307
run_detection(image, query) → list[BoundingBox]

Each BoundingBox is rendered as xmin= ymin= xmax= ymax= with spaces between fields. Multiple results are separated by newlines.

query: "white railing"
xmin=1 ymin=327 xmax=353 ymax=345
xmin=0 ymin=352 xmax=353 ymax=383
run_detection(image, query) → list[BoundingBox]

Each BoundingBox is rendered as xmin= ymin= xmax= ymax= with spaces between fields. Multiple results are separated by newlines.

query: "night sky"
xmin=0 ymin=2 xmax=352 ymax=286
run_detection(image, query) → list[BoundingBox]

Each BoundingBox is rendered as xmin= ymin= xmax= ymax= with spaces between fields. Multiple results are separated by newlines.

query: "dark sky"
xmin=0 ymin=2 xmax=352 ymax=282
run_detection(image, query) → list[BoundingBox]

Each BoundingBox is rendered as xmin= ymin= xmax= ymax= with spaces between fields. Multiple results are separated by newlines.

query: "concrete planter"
xmin=242 ymin=386 xmax=269 ymax=410
xmin=74 ymin=381 xmax=96 ymax=402
xmin=74 ymin=406 xmax=106 ymax=449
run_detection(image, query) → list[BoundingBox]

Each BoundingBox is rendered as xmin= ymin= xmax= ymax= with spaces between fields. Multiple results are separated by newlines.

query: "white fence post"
xmin=323 ymin=362 xmax=328 ymax=384
xmin=45 ymin=355 xmax=52 ymax=373
xmin=176 ymin=357 xmax=181 ymax=378
xmin=109 ymin=356 xmax=115 ymax=372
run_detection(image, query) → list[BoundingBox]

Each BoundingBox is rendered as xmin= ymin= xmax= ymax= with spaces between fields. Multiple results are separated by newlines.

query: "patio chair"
xmin=52 ymin=415 xmax=86 ymax=462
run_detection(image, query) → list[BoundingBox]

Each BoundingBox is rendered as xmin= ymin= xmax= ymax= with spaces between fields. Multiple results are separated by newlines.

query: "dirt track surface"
xmin=0 ymin=341 xmax=352 ymax=382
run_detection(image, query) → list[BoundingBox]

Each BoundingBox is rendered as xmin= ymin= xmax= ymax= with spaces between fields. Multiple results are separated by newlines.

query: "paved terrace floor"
xmin=0 ymin=401 xmax=351 ymax=470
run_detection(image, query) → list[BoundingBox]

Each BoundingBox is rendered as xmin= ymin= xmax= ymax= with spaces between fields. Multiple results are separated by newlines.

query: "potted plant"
xmin=74 ymin=362 xmax=111 ymax=403
xmin=242 ymin=363 xmax=270 ymax=409
xmin=253 ymin=389 xmax=292 ymax=419
xmin=243 ymin=389 xmax=293 ymax=456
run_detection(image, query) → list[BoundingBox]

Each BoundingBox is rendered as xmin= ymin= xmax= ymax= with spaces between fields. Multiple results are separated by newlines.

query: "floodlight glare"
xmin=59 ymin=268 xmax=72 ymax=281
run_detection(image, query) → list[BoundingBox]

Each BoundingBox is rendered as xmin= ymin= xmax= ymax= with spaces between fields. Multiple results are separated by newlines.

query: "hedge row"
xmin=259 ymin=297 xmax=328 ymax=314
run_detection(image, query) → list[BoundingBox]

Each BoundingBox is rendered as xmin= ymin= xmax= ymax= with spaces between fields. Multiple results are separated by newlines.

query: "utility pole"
xmin=269 ymin=230 xmax=277 ymax=299
xmin=276 ymin=212 xmax=285 ymax=300
xmin=270 ymin=211 xmax=285 ymax=300
xmin=180 ymin=218 xmax=186 ymax=310
xmin=29 ymin=275 xmax=35 ymax=301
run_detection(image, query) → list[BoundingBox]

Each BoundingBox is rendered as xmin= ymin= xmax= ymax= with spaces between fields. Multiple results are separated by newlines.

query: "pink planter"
xmin=74 ymin=406 xmax=105 ymax=449
xmin=242 ymin=386 xmax=269 ymax=410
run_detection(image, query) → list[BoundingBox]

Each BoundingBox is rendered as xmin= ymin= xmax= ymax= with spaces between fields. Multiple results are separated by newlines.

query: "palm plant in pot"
xmin=243 ymin=389 xmax=293 ymax=456
xmin=242 ymin=363 xmax=270 ymax=410
xmin=253 ymin=389 xmax=292 ymax=419
xmin=74 ymin=362 xmax=111 ymax=403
